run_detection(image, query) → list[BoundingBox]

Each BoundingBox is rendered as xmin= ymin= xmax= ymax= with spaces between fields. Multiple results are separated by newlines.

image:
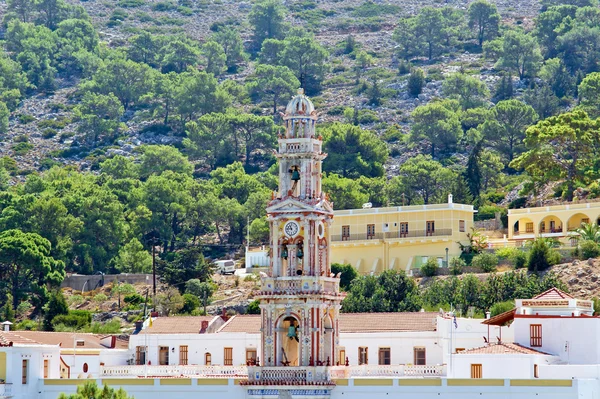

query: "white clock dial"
xmin=284 ymin=221 xmax=299 ymax=237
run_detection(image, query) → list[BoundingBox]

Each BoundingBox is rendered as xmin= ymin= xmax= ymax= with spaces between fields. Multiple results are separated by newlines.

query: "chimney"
xmin=448 ymin=194 xmax=453 ymax=204
xmin=221 ymin=308 xmax=229 ymax=322
xmin=200 ymin=320 xmax=209 ymax=334
xmin=1 ymin=321 xmax=12 ymax=332
xmin=485 ymin=311 xmax=491 ymax=320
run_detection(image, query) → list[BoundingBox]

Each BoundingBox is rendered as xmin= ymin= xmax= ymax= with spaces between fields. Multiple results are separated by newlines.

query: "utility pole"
xmin=152 ymin=242 xmax=156 ymax=313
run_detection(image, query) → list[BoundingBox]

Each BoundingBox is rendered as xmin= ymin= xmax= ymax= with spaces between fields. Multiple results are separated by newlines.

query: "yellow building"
xmin=329 ymin=195 xmax=475 ymax=274
xmin=508 ymin=201 xmax=600 ymax=244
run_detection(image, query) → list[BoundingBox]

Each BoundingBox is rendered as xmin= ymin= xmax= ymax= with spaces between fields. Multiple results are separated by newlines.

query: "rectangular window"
xmin=358 ymin=347 xmax=368 ymax=365
xmin=342 ymin=225 xmax=350 ymax=241
xmin=339 ymin=348 xmax=346 ymax=365
xmin=540 ymin=221 xmax=546 ymax=233
xmin=378 ymin=348 xmax=391 ymax=365
xmin=471 ymin=364 xmax=482 ymax=379
xmin=400 ymin=222 xmax=408 ymax=237
xmin=582 ymin=218 xmax=590 ymax=225
xmin=136 ymin=346 xmax=147 ymax=365
xmin=224 ymin=347 xmax=233 ymax=366
xmin=526 ymin=222 xmax=534 ymax=233
xmin=459 ymin=220 xmax=465 ymax=232
xmin=413 ymin=347 xmax=426 ymax=365
xmin=179 ymin=346 xmax=188 ymax=366
xmin=205 ymin=352 xmax=212 ymax=366
xmin=22 ymin=359 xmax=28 ymax=384
xmin=43 ymin=359 xmax=49 ymax=379
xmin=159 ymin=346 xmax=169 ymax=365
xmin=426 ymin=221 xmax=435 ymax=235
xmin=246 ymin=349 xmax=257 ymax=365
xmin=534 ymin=364 xmax=539 ymax=378
xmin=530 ymin=324 xmax=542 ymax=347
xmin=367 ymin=224 xmax=375 ymax=239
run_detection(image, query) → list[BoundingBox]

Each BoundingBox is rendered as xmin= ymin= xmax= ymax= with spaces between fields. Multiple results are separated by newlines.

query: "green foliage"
xmin=181 ymin=293 xmax=200 ymax=314
xmin=342 ymin=270 xmax=421 ymax=313
xmin=0 ymin=103 xmax=9 ymax=134
xmin=93 ymin=293 xmax=108 ymax=302
xmin=442 ymin=73 xmax=490 ymax=109
xmin=468 ymin=0 xmax=500 ymax=46
xmin=331 ymin=263 xmax=358 ymax=291
xmin=322 ymin=123 xmax=388 ymax=178
xmin=421 ymin=258 xmax=439 ymax=277
xmin=113 ymin=238 xmax=152 ymax=273
xmin=490 ymin=300 xmax=514 ymax=317
xmin=247 ymin=299 xmax=261 ymax=314
xmin=185 ymin=278 xmax=217 ymax=302
xmin=112 ymin=283 xmax=136 ymax=296
xmin=248 ymin=0 xmax=287 ymax=50
xmin=471 ymin=252 xmax=498 ymax=272
xmin=123 ymin=293 xmax=144 ymax=305
xmin=322 ymin=173 xmax=369 ymax=210
xmin=351 ymin=1 xmax=400 ymax=18
xmin=411 ymin=101 xmax=462 ymax=158
xmin=247 ymin=64 xmax=299 ymax=113
xmin=579 ymin=239 xmax=600 ymax=259
xmin=75 ymin=92 xmax=124 ymax=146
xmin=449 ymin=257 xmax=466 ymax=275
xmin=578 ymin=72 xmax=600 ymax=118
xmin=57 ymin=381 xmax=134 ymax=399
xmin=527 ymin=238 xmax=561 ymax=272
xmin=51 ymin=310 xmax=91 ymax=331
xmin=392 ymin=155 xmax=455 ymax=205
xmin=496 ymin=30 xmax=543 ymax=79
xmin=407 ymin=68 xmax=425 ymax=97
xmin=0 ymin=301 xmax=16 ymax=323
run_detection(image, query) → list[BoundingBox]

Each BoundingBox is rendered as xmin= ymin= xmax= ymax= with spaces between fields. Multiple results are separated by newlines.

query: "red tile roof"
xmin=458 ymin=343 xmax=552 ymax=356
xmin=139 ymin=316 xmax=215 ymax=334
xmin=533 ymin=288 xmax=573 ymax=300
xmin=0 ymin=331 xmax=128 ymax=349
xmin=217 ymin=312 xmax=438 ymax=334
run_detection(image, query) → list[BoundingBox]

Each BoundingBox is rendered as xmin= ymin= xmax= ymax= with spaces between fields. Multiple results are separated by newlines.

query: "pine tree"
xmin=464 ymin=140 xmax=483 ymax=199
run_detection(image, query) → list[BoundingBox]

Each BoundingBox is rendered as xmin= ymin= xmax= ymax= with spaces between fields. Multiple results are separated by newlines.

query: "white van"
xmin=214 ymin=259 xmax=236 ymax=275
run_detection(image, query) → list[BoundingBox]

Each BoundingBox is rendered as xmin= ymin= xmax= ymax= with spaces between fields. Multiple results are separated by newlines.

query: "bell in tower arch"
xmin=290 ymin=166 xmax=300 ymax=182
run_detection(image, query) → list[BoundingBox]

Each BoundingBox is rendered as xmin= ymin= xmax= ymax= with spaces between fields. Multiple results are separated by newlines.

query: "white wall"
xmin=513 ymin=317 xmax=600 ymax=364
xmin=129 ymin=333 xmax=261 ymax=366
xmin=3 ymin=345 xmax=61 ymax=399
xmin=451 ymin=354 xmax=555 ymax=379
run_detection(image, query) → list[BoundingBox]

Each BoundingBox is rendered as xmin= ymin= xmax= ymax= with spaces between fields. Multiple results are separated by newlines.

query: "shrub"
xmin=151 ymin=1 xmax=177 ymax=11
xmin=93 ymin=293 xmax=108 ymax=303
xmin=18 ymin=114 xmax=36 ymax=124
xmin=514 ymin=251 xmax=527 ymax=269
xmin=449 ymin=257 xmax=466 ymax=275
xmin=527 ymin=238 xmax=561 ymax=272
xmin=42 ymin=128 xmax=58 ymax=138
xmin=247 ymin=299 xmax=261 ymax=314
xmin=16 ymin=319 xmax=38 ymax=330
xmin=124 ymin=293 xmax=144 ymax=305
xmin=88 ymin=319 xmax=121 ymax=333
xmin=331 ymin=263 xmax=358 ymax=290
xmin=16 ymin=301 xmax=32 ymax=316
xmin=490 ymin=300 xmax=514 ymax=317
xmin=12 ymin=142 xmax=33 ymax=155
xmin=421 ymin=258 xmax=439 ymax=277
xmin=52 ymin=310 xmax=92 ymax=330
xmin=181 ymin=293 xmax=199 ymax=314
xmin=112 ymin=283 xmax=136 ymax=296
xmin=471 ymin=252 xmax=498 ymax=272
xmin=117 ymin=0 xmax=144 ymax=7
xmin=580 ymin=240 xmax=600 ymax=260
xmin=407 ymin=68 xmax=425 ymax=97
xmin=495 ymin=247 xmax=518 ymax=260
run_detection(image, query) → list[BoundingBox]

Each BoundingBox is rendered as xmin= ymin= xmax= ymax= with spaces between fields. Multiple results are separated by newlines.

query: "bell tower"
xmin=256 ymin=89 xmax=344 ymax=371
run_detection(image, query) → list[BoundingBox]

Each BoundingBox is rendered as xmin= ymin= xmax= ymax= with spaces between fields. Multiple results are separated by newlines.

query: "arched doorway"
xmin=539 ymin=215 xmax=562 ymax=234
xmin=513 ymin=217 xmax=534 ymax=237
xmin=322 ymin=315 xmax=333 ymax=366
xmin=567 ymin=213 xmax=591 ymax=232
xmin=278 ymin=316 xmax=300 ymax=366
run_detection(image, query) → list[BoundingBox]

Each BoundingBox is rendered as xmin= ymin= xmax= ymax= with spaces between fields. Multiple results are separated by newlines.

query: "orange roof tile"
xmin=217 ymin=312 xmax=438 ymax=334
xmin=458 ymin=343 xmax=552 ymax=356
xmin=533 ymin=288 xmax=573 ymax=300
xmin=139 ymin=316 xmax=215 ymax=334
xmin=0 ymin=331 xmax=128 ymax=349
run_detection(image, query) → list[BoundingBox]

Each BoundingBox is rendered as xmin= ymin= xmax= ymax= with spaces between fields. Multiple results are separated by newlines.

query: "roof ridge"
xmin=533 ymin=287 xmax=574 ymax=300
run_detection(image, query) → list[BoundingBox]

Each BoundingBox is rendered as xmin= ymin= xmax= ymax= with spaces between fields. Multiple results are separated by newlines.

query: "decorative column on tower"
xmin=255 ymin=89 xmax=345 ymax=373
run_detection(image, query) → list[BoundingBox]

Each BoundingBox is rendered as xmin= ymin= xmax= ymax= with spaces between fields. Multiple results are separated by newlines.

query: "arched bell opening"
xmin=277 ymin=315 xmax=301 ymax=366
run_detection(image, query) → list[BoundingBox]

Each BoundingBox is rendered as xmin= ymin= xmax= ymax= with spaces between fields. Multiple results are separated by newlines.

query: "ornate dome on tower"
xmin=285 ymin=88 xmax=315 ymax=116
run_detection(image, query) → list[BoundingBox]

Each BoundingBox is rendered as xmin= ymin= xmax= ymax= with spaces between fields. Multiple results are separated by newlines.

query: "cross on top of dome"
xmin=285 ymin=88 xmax=316 ymax=117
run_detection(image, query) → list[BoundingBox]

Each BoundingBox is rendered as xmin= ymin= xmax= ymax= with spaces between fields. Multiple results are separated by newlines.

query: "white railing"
xmin=0 ymin=383 xmax=12 ymax=398
xmin=260 ymin=277 xmax=340 ymax=295
xmin=248 ymin=366 xmax=330 ymax=383
xmin=331 ymin=364 xmax=446 ymax=378
xmin=100 ymin=365 xmax=247 ymax=378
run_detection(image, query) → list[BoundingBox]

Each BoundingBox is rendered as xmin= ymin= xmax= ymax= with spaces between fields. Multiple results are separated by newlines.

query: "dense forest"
xmin=1 ymin=0 xmax=600 ymax=324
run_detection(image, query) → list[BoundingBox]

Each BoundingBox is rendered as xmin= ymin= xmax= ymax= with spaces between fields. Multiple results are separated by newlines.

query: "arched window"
xmin=205 ymin=352 xmax=211 ymax=366
xmin=83 ymin=363 xmax=88 ymax=373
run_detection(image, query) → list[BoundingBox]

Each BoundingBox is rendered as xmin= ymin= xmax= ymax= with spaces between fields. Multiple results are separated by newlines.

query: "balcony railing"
xmin=259 ymin=277 xmax=341 ymax=296
xmin=332 ymin=229 xmax=453 ymax=242
xmin=0 ymin=383 xmax=12 ymax=398
xmin=100 ymin=365 xmax=248 ymax=378
xmin=246 ymin=366 xmax=331 ymax=384
xmin=333 ymin=364 xmax=446 ymax=378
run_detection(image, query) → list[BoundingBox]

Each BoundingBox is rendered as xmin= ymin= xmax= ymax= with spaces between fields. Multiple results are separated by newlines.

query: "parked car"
xmin=214 ymin=259 xmax=236 ymax=275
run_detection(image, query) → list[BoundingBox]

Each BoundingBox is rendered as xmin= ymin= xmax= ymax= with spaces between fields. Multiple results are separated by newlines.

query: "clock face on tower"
xmin=284 ymin=221 xmax=300 ymax=237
